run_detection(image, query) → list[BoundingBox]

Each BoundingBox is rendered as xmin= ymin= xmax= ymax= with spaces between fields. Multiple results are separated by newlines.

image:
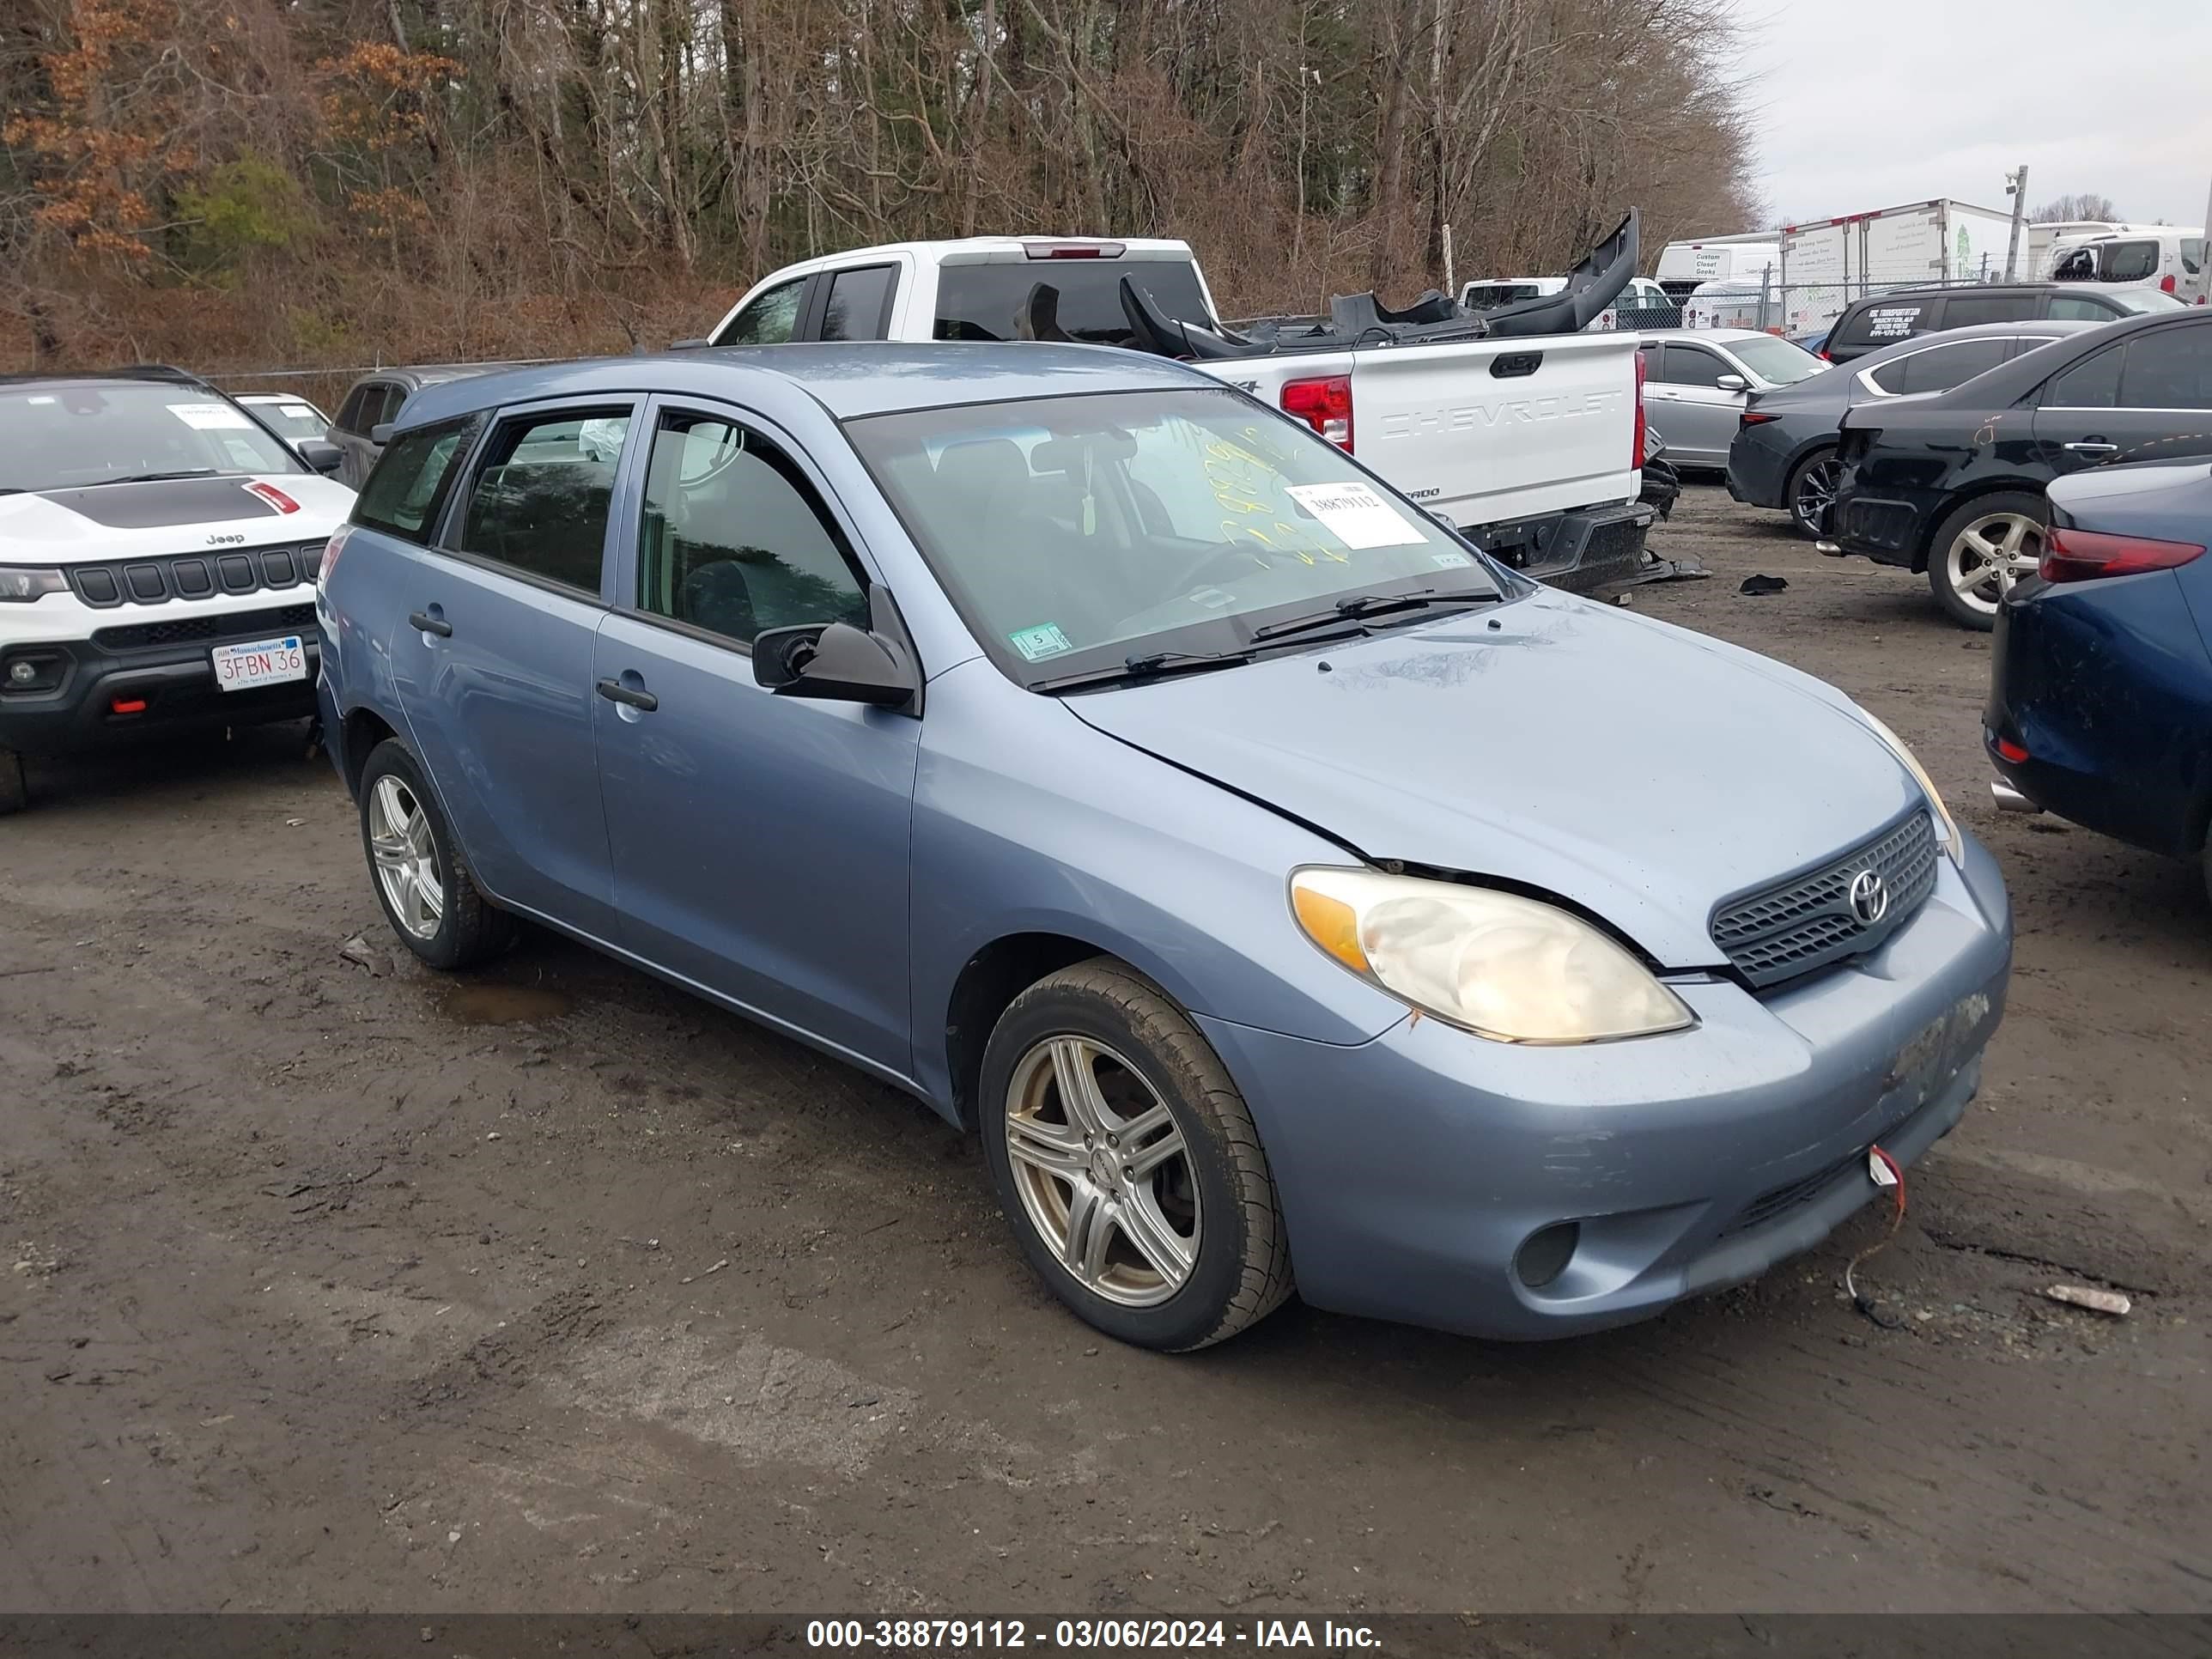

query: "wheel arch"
xmin=339 ymin=705 xmax=400 ymax=799
xmin=1911 ymin=478 xmax=2050 ymax=573
xmin=942 ymin=932 xmax=1164 ymax=1132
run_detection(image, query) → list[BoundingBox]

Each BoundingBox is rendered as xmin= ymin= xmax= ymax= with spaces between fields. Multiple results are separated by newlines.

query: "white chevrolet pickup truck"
xmin=690 ymin=216 xmax=1655 ymax=595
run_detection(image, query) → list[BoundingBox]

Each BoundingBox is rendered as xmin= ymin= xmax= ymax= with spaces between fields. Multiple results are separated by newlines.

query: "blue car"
xmin=315 ymin=344 xmax=2012 ymax=1351
xmin=1987 ymin=459 xmax=2212 ymax=902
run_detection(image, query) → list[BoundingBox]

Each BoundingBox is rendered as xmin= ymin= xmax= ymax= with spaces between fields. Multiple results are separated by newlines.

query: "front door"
xmin=384 ymin=401 xmax=635 ymax=939
xmin=2033 ymin=322 xmax=2212 ymax=478
xmin=590 ymin=400 xmax=920 ymax=1079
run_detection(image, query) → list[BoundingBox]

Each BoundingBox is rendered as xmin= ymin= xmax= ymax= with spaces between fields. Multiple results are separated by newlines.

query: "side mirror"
xmin=296 ymin=438 xmax=343 ymax=477
xmin=1715 ymin=374 xmax=1748 ymax=392
xmin=752 ymin=621 xmax=917 ymax=709
xmin=368 ymin=422 xmax=395 ymax=446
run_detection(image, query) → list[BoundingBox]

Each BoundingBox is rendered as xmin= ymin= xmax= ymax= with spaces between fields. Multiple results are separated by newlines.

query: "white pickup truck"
xmin=691 ymin=219 xmax=1656 ymax=595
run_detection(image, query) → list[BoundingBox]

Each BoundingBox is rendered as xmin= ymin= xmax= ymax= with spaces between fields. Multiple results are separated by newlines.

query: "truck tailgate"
xmin=1220 ymin=333 xmax=1639 ymax=529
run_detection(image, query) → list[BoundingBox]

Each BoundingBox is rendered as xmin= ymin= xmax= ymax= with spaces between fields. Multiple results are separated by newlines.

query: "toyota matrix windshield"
xmin=848 ymin=387 xmax=1503 ymax=683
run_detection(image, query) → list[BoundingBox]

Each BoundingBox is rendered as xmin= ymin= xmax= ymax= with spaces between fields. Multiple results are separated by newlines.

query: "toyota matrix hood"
xmin=0 ymin=472 xmax=355 ymax=560
xmin=1064 ymin=589 xmax=1924 ymax=970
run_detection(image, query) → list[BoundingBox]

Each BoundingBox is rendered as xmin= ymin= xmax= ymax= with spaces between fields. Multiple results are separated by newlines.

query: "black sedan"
xmin=1822 ymin=309 xmax=2212 ymax=629
xmin=1987 ymin=458 xmax=2212 ymax=908
xmin=1729 ymin=319 xmax=2099 ymax=536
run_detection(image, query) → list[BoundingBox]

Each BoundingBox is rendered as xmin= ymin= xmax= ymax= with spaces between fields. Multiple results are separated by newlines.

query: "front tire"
xmin=979 ymin=959 xmax=1292 ymax=1352
xmin=357 ymin=738 xmax=514 ymax=970
xmin=0 ymin=747 xmax=24 ymax=817
xmin=1786 ymin=448 xmax=1841 ymax=538
xmin=1927 ymin=490 xmax=2047 ymax=630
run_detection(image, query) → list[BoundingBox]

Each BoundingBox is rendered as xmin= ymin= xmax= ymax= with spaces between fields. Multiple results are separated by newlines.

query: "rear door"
xmin=589 ymin=397 xmax=920 ymax=1077
xmin=384 ymin=398 xmax=635 ymax=939
xmin=2032 ymin=323 xmax=2212 ymax=478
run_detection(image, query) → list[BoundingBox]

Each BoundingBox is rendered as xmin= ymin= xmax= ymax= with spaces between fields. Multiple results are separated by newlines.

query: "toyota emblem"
xmin=1848 ymin=869 xmax=1889 ymax=926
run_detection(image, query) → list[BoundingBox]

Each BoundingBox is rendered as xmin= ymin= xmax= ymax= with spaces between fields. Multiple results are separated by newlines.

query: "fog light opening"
xmin=1515 ymin=1221 xmax=1581 ymax=1291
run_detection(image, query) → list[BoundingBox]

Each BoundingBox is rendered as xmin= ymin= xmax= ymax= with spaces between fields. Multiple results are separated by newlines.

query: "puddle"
xmin=438 ymin=983 xmax=574 ymax=1025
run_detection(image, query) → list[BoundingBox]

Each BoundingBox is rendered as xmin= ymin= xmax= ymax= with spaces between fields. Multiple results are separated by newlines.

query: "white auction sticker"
xmin=1284 ymin=482 xmax=1425 ymax=550
xmin=167 ymin=402 xmax=255 ymax=431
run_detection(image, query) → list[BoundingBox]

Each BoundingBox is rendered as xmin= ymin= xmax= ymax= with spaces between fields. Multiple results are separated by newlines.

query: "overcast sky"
xmin=1735 ymin=0 xmax=2212 ymax=231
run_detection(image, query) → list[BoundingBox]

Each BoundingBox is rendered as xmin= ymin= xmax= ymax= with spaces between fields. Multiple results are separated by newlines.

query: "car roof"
xmin=392 ymin=343 xmax=1218 ymax=431
xmin=238 ymin=392 xmax=319 ymax=403
xmin=1637 ymin=327 xmax=1781 ymax=343
xmin=349 ymin=364 xmax=487 ymax=391
xmin=1845 ymin=283 xmax=2063 ymax=306
xmin=0 ymin=365 xmax=210 ymax=391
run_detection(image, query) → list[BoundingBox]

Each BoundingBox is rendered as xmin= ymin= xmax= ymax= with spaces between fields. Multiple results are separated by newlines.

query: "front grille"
xmin=1718 ymin=1149 xmax=1865 ymax=1239
xmin=1712 ymin=811 xmax=1940 ymax=990
xmin=65 ymin=543 xmax=324 ymax=609
xmin=93 ymin=602 xmax=317 ymax=652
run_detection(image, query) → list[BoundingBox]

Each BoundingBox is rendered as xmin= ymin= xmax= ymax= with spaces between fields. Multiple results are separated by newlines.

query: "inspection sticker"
xmin=1007 ymin=622 xmax=1074 ymax=662
xmin=167 ymin=401 xmax=254 ymax=431
xmin=1430 ymin=550 xmax=1474 ymax=568
xmin=1284 ymin=482 xmax=1425 ymax=550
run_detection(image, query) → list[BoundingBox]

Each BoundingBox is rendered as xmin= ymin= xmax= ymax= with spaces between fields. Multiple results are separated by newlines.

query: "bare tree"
xmin=2033 ymin=191 xmax=2122 ymax=224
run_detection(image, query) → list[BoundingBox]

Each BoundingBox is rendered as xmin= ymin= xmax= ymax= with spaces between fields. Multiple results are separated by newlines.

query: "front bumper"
xmin=0 ymin=608 xmax=320 ymax=757
xmin=1199 ymin=834 xmax=2012 ymax=1340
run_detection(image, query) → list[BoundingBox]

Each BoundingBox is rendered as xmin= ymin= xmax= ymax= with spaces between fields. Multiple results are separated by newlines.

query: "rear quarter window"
xmin=354 ymin=416 xmax=480 ymax=544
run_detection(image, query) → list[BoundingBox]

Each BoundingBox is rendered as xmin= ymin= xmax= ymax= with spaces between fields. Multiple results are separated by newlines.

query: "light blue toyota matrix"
xmin=315 ymin=344 xmax=2011 ymax=1352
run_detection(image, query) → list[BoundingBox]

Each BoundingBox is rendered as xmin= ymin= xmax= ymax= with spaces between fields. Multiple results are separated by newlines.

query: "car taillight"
xmin=1282 ymin=375 xmax=1353 ymax=450
xmin=317 ymin=524 xmax=352 ymax=590
xmin=2039 ymin=525 xmax=2205 ymax=582
xmin=1741 ymin=410 xmax=1780 ymax=426
xmin=2160 ymin=274 xmax=2177 ymax=295
xmin=1632 ymin=348 xmax=1647 ymax=470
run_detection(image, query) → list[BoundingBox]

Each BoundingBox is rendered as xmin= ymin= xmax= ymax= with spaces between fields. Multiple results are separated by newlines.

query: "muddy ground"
xmin=2 ymin=485 xmax=2207 ymax=1615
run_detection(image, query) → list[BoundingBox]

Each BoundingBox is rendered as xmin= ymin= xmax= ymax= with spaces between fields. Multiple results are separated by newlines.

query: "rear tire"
xmin=1785 ymin=447 xmax=1841 ymax=538
xmin=357 ymin=738 xmax=515 ymax=970
xmin=979 ymin=958 xmax=1292 ymax=1352
xmin=0 ymin=747 xmax=24 ymax=817
xmin=1927 ymin=490 xmax=2047 ymax=631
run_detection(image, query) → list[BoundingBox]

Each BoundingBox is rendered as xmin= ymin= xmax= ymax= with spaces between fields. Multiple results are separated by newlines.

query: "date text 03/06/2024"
xmin=805 ymin=1620 xmax=1382 ymax=1650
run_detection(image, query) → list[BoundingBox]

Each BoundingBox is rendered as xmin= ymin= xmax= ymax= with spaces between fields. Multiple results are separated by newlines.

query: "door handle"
xmin=596 ymin=677 xmax=659 ymax=713
xmin=2063 ymin=441 xmax=2119 ymax=455
xmin=408 ymin=610 xmax=453 ymax=637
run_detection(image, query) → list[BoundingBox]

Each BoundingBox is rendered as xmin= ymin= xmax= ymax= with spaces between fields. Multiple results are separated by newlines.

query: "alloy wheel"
xmin=1003 ymin=1036 xmax=1200 ymax=1308
xmin=1942 ymin=510 xmax=2044 ymax=616
xmin=368 ymin=774 xmax=445 ymax=940
xmin=1791 ymin=457 xmax=1842 ymax=533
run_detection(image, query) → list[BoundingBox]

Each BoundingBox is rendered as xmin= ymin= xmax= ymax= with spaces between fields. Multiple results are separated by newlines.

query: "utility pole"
xmin=2003 ymin=165 xmax=2029 ymax=281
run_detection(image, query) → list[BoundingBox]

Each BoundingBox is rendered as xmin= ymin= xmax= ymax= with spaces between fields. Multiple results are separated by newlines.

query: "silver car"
xmin=1638 ymin=329 xmax=1827 ymax=468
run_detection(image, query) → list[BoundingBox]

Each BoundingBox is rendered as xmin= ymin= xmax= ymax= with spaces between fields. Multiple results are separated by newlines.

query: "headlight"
xmin=1290 ymin=867 xmax=1696 ymax=1044
xmin=0 ymin=567 xmax=68 ymax=603
xmin=1855 ymin=708 xmax=1962 ymax=866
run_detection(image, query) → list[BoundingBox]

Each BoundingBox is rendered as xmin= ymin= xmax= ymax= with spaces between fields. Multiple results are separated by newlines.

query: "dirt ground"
xmin=2 ymin=484 xmax=2207 ymax=1616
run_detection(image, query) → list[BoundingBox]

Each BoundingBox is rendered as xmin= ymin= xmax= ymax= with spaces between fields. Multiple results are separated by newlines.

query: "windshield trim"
xmin=840 ymin=385 xmax=1519 ymax=690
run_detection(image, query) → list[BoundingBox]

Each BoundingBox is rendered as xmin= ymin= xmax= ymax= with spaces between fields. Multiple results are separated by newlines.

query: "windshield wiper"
xmin=91 ymin=468 xmax=224 ymax=486
xmin=1031 ymin=648 xmax=1255 ymax=695
xmin=1248 ymin=588 xmax=1490 ymax=643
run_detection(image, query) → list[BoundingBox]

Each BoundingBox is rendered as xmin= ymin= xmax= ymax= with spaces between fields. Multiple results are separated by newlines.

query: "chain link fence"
xmin=1646 ymin=271 xmax=2035 ymax=340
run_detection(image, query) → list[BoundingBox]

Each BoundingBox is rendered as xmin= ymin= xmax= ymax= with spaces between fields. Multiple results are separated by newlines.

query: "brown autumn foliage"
xmin=1 ymin=0 xmax=1759 ymax=391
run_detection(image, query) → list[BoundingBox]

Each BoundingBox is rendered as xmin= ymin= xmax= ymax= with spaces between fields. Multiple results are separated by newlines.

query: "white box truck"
xmin=1775 ymin=199 xmax=2015 ymax=334
xmin=1654 ymin=233 xmax=1780 ymax=301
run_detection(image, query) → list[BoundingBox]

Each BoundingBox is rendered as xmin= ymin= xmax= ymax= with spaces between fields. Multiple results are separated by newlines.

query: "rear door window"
xmin=2045 ymin=345 xmax=2122 ymax=409
xmin=2048 ymin=295 xmax=2122 ymax=322
xmin=355 ymin=416 xmax=480 ymax=543
xmin=1941 ymin=294 xmax=2036 ymax=329
xmin=455 ymin=408 xmax=634 ymax=592
xmin=1893 ymin=337 xmax=2014 ymax=394
xmin=718 ymin=276 xmax=808 ymax=346
xmin=932 ymin=259 xmax=1213 ymax=345
xmin=2116 ymin=327 xmax=2212 ymax=410
xmin=818 ymin=265 xmax=897 ymax=342
xmin=336 ymin=385 xmax=372 ymax=434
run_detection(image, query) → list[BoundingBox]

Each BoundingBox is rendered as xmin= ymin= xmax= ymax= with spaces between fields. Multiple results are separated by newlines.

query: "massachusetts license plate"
xmin=210 ymin=634 xmax=307 ymax=692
